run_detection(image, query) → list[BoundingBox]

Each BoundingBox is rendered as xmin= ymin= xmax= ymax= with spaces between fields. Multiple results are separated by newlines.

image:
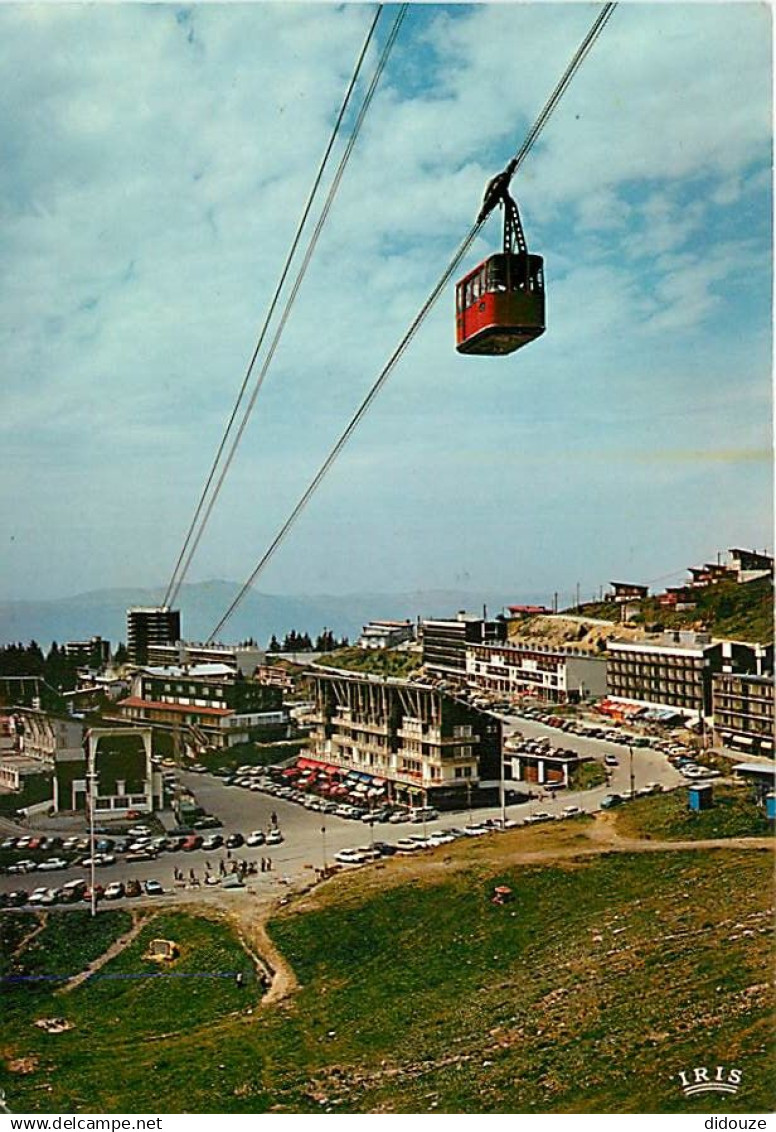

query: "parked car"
xmin=104 ymin=881 xmax=125 ymax=900
xmin=60 ymin=879 xmax=87 ymax=902
xmin=201 ymin=835 xmax=224 ymax=851
xmin=266 ymin=829 xmax=283 ymax=846
xmin=181 ymin=835 xmax=203 ymax=852
xmin=144 ymin=879 xmax=164 ymax=896
xmin=124 ymin=879 xmax=142 ymax=898
xmin=7 ymin=859 xmax=38 ymax=874
xmin=604 ymin=754 xmax=619 ymax=767
xmin=523 ymin=812 xmax=555 ymax=825
xmin=600 ymin=794 xmax=624 ymax=809
xmin=125 ymin=849 xmax=158 ymax=863
xmin=246 ymin=831 xmax=266 ymax=847
xmin=335 ymin=848 xmax=367 ymax=865
xmin=225 ymin=833 xmax=244 ymax=849
xmin=561 ymin=805 xmax=582 ymax=818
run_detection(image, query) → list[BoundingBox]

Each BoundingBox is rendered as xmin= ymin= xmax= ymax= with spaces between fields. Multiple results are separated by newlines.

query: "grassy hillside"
xmin=574 ymin=576 xmax=773 ymax=644
xmin=313 ymin=646 xmax=422 ymax=679
xmin=1 ymin=835 xmax=772 ymax=1114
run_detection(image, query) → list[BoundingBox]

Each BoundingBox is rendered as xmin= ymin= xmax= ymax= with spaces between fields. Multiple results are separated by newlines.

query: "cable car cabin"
xmin=456 ymin=252 xmax=545 ymax=356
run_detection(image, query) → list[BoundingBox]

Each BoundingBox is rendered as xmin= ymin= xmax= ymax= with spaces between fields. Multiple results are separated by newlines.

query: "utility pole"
xmin=87 ymin=739 xmax=97 ymax=918
xmin=321 ymin=823 xmax=327 ymax=872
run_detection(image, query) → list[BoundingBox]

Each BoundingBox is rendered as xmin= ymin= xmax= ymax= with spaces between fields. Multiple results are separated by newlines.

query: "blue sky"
xmin=0 ymin=2 xmax=772 ymax=611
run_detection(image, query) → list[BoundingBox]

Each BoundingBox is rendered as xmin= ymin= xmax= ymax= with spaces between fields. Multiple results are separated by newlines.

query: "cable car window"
xmin=487 ymin=258 xmax=507 ymax=292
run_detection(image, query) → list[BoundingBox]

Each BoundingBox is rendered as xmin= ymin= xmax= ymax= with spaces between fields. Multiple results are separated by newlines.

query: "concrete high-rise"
xmin=126 ymin=606 xmax=181 ymax=666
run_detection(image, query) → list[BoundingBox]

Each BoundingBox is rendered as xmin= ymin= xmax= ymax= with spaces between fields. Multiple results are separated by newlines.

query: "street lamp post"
xmin=629 ymin=745 xmax=635 ymax=800
xmin=321 ymin=823 xmax=327 ymax=873
xmin=87 ymin=744 xmax=98 ymax=918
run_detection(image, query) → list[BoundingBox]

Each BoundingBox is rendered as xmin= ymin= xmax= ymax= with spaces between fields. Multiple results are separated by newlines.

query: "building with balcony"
xmin=609 ymin=582 xmax=649 ymax=604
xmin=126 ymin=607 xmax=181 ymax=666
xmin=358 ymin=619 xmax=415 ymax=650
xmin=728 ymin=548 xmax=773 ymax=583
xmin=145 ymin=640 xmax=265 ymax=675
xmin=606 ymin=632 xmax=762 ymax=720
xmin=421 ymin=613 xmax=507 ymax=681
xmin=308 ymin=671 xmax=502 ymax=809
xmin=466 ymin=641 xmax=607 ymax=703
xmin=115 ymin=663 xmax=286 ymax=750
xmin=712 ymin=672 xmax=775 ymax=757
xmin=63 ymin=636 xmax=111 ymax=667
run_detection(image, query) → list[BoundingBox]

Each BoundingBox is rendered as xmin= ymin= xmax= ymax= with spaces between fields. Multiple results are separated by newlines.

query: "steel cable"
xmin=163 ymin=5 xmax=386 ymax=607
xmin=209 ymin=3 xmax=617 ymax=639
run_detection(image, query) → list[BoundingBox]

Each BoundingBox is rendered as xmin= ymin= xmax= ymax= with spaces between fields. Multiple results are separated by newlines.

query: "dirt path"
xmin=57 ymin=911 xmax=153 ymax=994
xmin=215 ymin=893 xmax=299 ymax=1005
xmin=220 ymin=818 xmax=772 ymax=1010
xmin=11 ymin=912 xmax=48 ymax=959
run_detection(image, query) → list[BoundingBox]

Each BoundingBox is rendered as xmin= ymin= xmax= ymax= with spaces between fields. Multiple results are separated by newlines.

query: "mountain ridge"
xmin=0 ymin=582 xmax=543 ymax=649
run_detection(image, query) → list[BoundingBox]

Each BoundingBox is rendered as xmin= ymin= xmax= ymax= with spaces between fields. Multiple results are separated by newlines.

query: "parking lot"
xmin=0 ymin=710 xmax=694 ymax=909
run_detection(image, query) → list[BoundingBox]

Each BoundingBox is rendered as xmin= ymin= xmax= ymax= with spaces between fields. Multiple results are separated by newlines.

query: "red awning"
xmin=282 ymin=767 xmax=300 ymax=777
xmin=325 ymin=764 xmax=342 ymax=776
xmin=297 ymin=757 xmax=325 ymax=771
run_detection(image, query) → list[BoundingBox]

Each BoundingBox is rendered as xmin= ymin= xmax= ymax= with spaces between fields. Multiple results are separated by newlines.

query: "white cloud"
xmin=0 ymin=2 xmax=771 ymax=607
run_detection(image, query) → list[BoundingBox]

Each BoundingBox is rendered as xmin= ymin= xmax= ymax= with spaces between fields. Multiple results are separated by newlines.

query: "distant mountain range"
xmin=0 ymin=581 xmax=547 ymax=649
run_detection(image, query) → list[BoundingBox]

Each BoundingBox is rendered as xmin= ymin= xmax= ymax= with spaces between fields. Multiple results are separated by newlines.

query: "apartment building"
xmin=126 ymin=607 xmax=181 ymax=666
xmin=466 ymin=640 xmax=607 ymax=703
xmin=308 ymin=671 xmax=502 ymax=809
xmin=358 ymin=620 xmax=415 ymax=650
xmin=116 ymin=663 xmax=286 ymax=750
xmin=421 ymin=613 xmax=507 ymax=681
xmin=712 ymin=671 xmax=774 ymax=756
xmin=604 ymin=631 xmax=767 ymax=719
xmin=145 ymin=640 xmax=265 ymax=676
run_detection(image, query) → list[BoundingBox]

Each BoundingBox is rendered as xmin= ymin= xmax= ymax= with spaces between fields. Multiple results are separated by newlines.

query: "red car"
xmin=182 ymin=835 xmax=203 ymax=852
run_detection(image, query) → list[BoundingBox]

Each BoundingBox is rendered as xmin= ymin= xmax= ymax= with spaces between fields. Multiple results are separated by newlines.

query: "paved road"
xmin=0 ymin=720 xmax=684 ymax=905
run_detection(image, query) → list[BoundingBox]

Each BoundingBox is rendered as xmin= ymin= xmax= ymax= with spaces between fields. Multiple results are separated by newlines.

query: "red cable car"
xmin=456 ymin=188 xmax=545 ymax=356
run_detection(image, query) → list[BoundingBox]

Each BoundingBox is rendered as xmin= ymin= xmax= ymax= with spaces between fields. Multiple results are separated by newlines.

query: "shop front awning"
xmin=297 ymin=757 xmax=325 ymax=771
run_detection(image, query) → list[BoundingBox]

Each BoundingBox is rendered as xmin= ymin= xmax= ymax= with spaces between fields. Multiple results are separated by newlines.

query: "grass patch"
xmin=569 ymin=761 xmax=607 ymax=790
xmin=313 ymin=647 xmax=421 ymax=679
xmin=614 ymin=784 xmax=773 ymax=840
xmin=0 ymin=846 xmax=772 ymax=1115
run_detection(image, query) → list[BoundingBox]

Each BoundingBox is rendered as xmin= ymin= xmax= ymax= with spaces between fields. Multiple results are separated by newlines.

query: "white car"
xmin=104 ymin=881 xmax=125 ymax=900
xmin=427 ymin=833 xmax=455 ymax=846
xmin=246 ymin=830 xmax=266 ymax=847
xmin=524 ymin=812 xmax=555 ymax=824
xmin=334 ymin=848 xmax=367 ymax=865
xmin=37 ymin=857 xmax=68 ymax=871
xmin=266 ymin=829 xmax=283 ymax=845
xmin=28 ymin=887 xmax=50 ymax=905
xmin=561 ymin=806 xmax=582 ymax=818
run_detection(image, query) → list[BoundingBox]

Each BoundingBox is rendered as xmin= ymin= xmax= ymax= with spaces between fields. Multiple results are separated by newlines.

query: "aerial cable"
xmin=209 ymin=2 xmax=617 ymax=640
xmin=478 ymin=2 xmax=617 ymax=222
xmin=163 ymin=4 xmax=386 ymax=609
xmin=168 ymin=4 xmax=408 ymax=611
